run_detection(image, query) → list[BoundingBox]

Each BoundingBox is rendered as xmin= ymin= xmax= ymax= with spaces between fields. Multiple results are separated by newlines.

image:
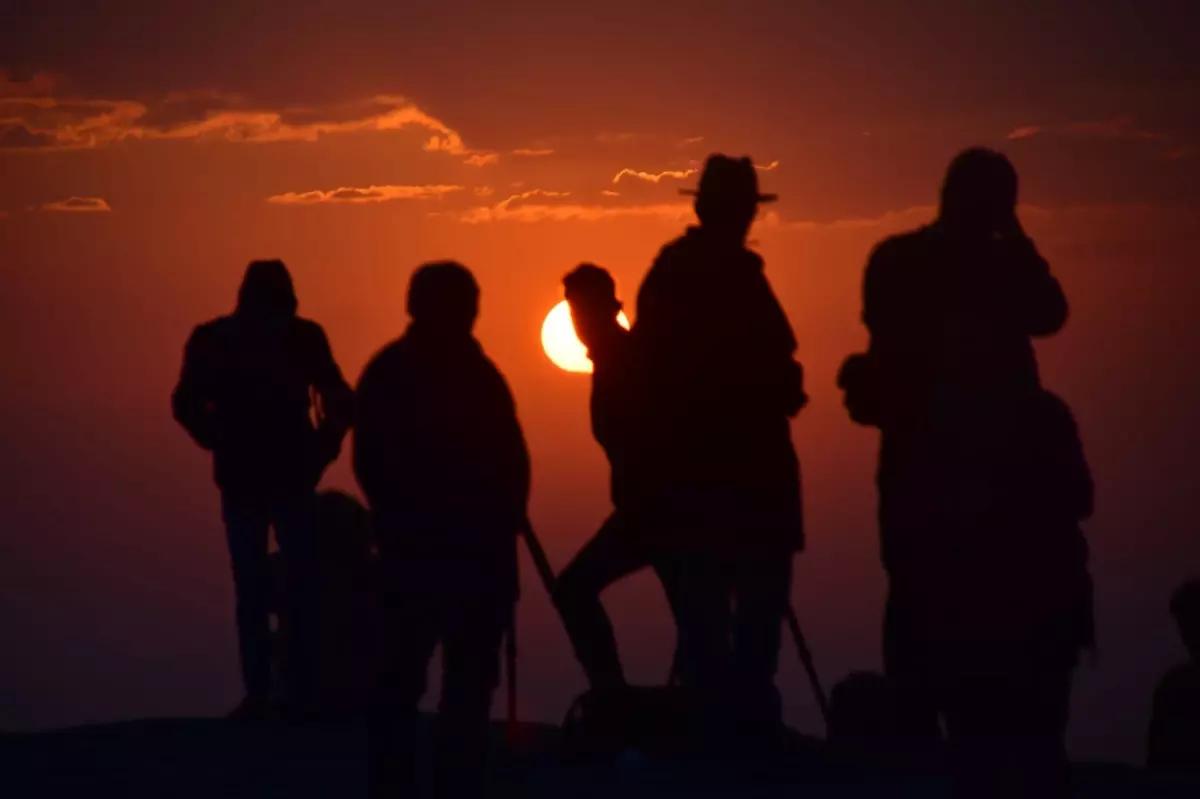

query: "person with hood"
xmin=172 ymin=259 xmax=353 ymax=720
xmin=354 ymin=262 xmax=530 ymax=799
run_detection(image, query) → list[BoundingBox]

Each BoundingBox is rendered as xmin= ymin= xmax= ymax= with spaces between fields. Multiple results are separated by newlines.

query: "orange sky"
xmin=2 ymin=0 xmax=1199 ymax=764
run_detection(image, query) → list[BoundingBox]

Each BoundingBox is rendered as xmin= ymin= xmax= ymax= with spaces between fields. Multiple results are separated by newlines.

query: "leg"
xmin=368 ymin=579 xmax=440 ymax=799
xmin=435 ymin=598 xmax=511 ymax=799
xmin=883 ymin=578 xmax=945 ymax=758
xmin=220 ymin=493 xmax=273 ymax=705
xmin=669 ymin=550 xmax=733 ymax=711
xmin=731 ymin=548 xmax=791 ymax=733
xmin=552 ymin=513 xmax=648 ymax=691
xmin=1012 ymin=651 xmax=1076 ymax=798
xmin=271 ymin=490 xmax=324 ymax=711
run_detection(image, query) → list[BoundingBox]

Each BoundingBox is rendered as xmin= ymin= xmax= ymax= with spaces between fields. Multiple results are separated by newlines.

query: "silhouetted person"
xmin=171 ymin=259 xmax=352 ymax=720
xmin=551 ymin=264 xmax=681 ymax=704
xmin=267 ymin=489 xmax=378 ymax=718
xmin=313 ymin=490 xmax=379 ymax=716
xmin=840 ymin=149 xmax=1089 ymax=797
xmin=633 ymin=154 xmax=807 ymax=743
xmin=355 ymin=262 xmax=530 ymax=799
xmin=1148 ymin=579 xmax=1200 ymax=773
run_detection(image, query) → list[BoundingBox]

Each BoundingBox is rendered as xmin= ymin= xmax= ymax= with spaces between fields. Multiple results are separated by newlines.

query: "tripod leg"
xmin=785 ymin=605 xmax=830 ymax=730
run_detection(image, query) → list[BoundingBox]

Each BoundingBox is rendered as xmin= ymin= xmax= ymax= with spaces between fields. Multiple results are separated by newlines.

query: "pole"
xmin=507 ymin=520 xmax=558 ymax=745
xmin=784 ymin=604 xmax=830 ymax=730
xmin=521 ymin=519 xmax=558 ymax=596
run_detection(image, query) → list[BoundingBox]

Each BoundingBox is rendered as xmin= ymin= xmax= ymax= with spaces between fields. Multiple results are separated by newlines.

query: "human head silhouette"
xmin=236 ymin=259 xmax=298 ymax=318
xmin=1170 ymin=578 xmax=1200 ymax=660
xmin=563 ymin=263 xmax=622 ymax=350
xmin=938 ymin=148 xmax=1019 ymax=237
xmin=406 ymin=261 xmax=480 ymax=336
xmin=682 ymin=154 xmax=777 ymax=242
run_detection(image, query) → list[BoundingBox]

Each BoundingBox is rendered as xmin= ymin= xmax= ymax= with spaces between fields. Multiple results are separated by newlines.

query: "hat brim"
xmin=679 ymin=189 xmax=778 ymax=203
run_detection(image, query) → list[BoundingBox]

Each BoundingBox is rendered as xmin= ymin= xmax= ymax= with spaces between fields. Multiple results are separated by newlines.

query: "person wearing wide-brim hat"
xmin=678 ymin=153 xmax=779 ymax=207
xmin=632 ymin=153 xmax=807 ymax=746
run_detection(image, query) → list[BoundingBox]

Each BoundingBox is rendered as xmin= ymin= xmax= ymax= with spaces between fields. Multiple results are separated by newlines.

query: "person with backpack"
xmin=171 ymin=259 xmax=353 ymax=721
xmin=354 ymin=262 xmax=530 ymax=799
xmin=633 ymin=154 xmax=807 ymax=745
xmin=839 ymin=148 xmax=1090 ymax=798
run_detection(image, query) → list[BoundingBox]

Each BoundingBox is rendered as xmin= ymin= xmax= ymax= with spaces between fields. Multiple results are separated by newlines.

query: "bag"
xmin=560 ymin=685 xmax=704 ymax=760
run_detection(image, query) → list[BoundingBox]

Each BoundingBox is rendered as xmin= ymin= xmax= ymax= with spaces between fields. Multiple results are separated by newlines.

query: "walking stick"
xmin=507 ymin=519 xmax=559 ymax=744
xmin=784 ymin=604 xmax=830 ymax=730
xmin=521 ymin=519 xmax=559 ymax=596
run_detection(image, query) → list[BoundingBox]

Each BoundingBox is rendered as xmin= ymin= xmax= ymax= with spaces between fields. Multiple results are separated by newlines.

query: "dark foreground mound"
xmin=3 ymin=716 xmax=1199 ymax=798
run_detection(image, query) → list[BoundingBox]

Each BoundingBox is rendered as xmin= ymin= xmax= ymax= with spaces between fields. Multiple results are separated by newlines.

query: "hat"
xmin=680 ymin=154 xmax=778 ymax=204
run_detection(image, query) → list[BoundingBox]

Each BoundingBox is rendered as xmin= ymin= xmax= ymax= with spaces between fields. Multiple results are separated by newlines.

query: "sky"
xmin=2 ymin=0 xmax=1199 ymax=765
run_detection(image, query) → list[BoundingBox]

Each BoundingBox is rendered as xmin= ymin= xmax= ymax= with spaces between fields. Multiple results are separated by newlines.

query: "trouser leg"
xmin=944 ymin=652 xmax=1076 ymax=799
xmin=670 ymin=550 xmax=733 ymax=733
xmin=553 ymin=513 xmax=646 ymax=692
xmin=221 ymin=493 xmax=272 ymax=702
xmin=883 ymin=579 xmax=945 ymax=757
xmin=433 ymin=600 xmax=511 ymax=799
xmin=731 ymin=549 xmax=792 ymax=732
xmin=368 ymin=585 xmax=439 ymax=799
xmin=272 ymin=490 xmax=323 ymax=710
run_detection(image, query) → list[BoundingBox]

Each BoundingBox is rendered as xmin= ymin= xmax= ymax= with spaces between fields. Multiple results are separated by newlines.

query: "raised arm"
xmin=171 ymin=325 xmax=218 ymax=451
xmin=1005 ymin=233 xmax=1068 ymax=337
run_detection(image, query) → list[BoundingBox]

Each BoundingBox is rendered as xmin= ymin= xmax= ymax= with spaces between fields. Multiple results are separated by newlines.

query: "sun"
xmin=541 ymin=300 xmax=630 ymax=374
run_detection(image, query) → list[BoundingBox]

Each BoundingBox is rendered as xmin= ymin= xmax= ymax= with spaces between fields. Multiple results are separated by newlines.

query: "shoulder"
xmin=867 ymin=228 xmax=929 ymax=270
xmin=638 ymin=232 xmax=692 ymax=308
xmin=742 ymin=245 xmax=765 ymax=271
xmin=357 ymin=338 xmax=407 ymax=388
xmin=477 ymin=348 xmax=516 ymax=399
xmin=292 ymin=316 xmax=331 ymax=346
xmin=185 ymin=316 xmax=230 ymax=352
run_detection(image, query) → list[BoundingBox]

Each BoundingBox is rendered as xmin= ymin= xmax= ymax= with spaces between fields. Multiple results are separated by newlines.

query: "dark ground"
xmin=3 ymin=716 xmax=1199 ymax=798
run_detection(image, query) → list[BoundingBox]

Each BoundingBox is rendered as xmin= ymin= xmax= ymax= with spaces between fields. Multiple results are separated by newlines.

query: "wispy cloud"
xmin=1006 ymin=125 xmax=1042 ymax=140
xmin=612 ymin=167 xmax=698 ymax=185
xmin=454 ymin=189 xmax=692 ymax=224
xmin=755 ymin=160 xmax=781 ymax=171
xmin=0 ymin=85 xmax=494 ymax=165
xmin=1006 ymin=117 xmax=1166 ymax=142
xmin=511 ymin=147 xmax=554 ymax=157
xmin=678 ymin=135 xmax=704 ymax=146
xmin=473 ymin=186 xmax=495 ymax=197
xmin=42 ymin=196 xmax=112 ymax=213
xmin=266 ymin=184 xmax=462 ymax=205
xmin=596 ymin=132 xmax=639 ymax=145
xmin=601 ymin=189 xmax=621 ymax=197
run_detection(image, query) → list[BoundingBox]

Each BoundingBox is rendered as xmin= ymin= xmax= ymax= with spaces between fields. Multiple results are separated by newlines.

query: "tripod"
xmin=506 ymin=521 xmax=829 ymax=736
